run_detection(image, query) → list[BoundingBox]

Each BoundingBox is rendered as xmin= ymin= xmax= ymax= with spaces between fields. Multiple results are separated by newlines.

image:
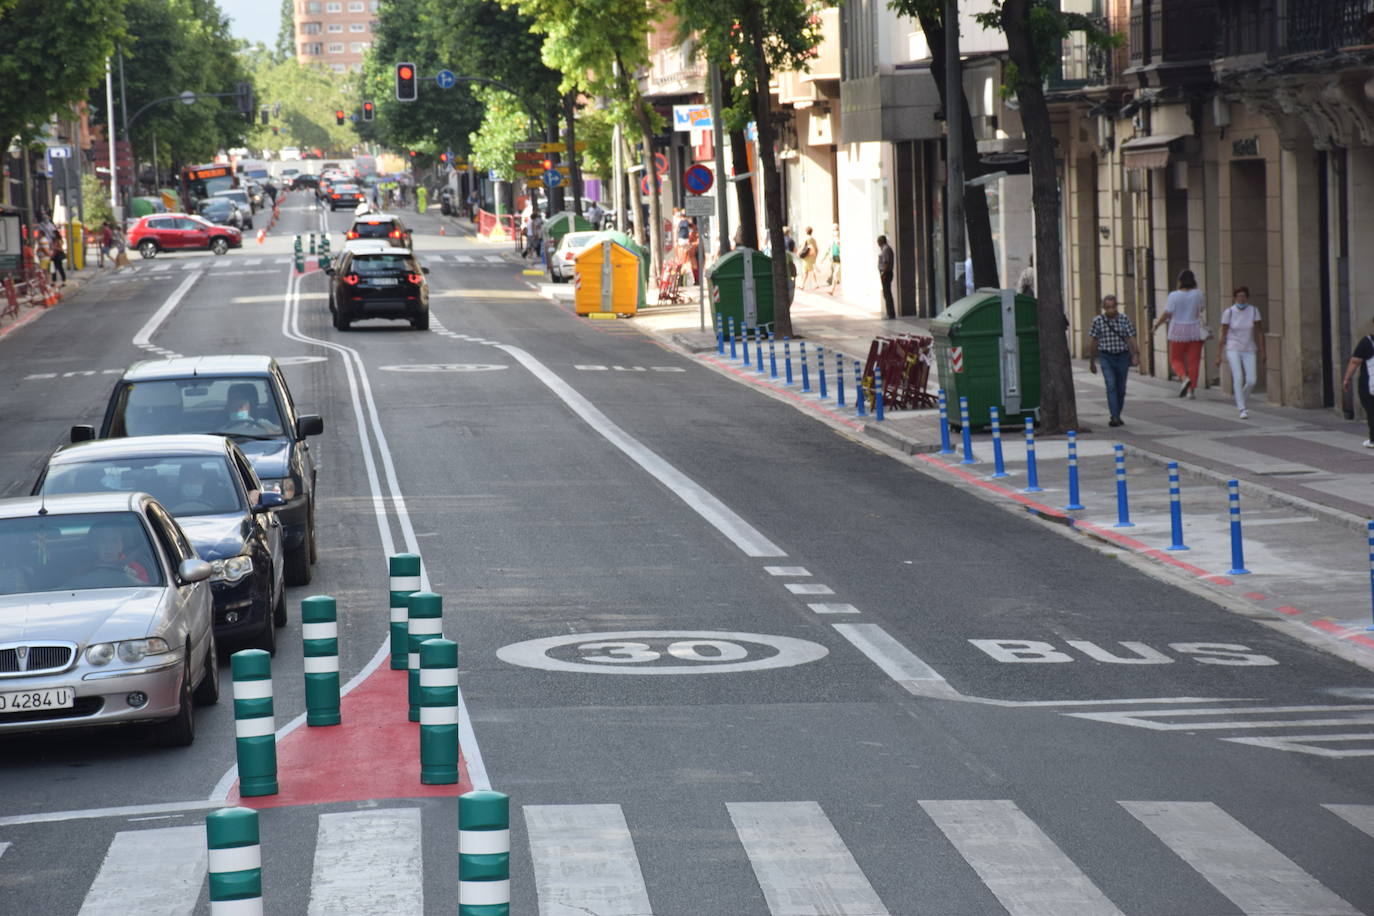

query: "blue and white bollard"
xmin=1227 ymin=480 xmax=1250 ymax=575
xmin=959 ymin=397 xmax=975 ymax=464
xmin=1064 ymin=430 xmax=1084 ymax=510
xmin=783 ymin=337 xmax=794 ymax=385
xmin=715 ymin=313 xmax=724 ymax=354
xmin=800 ymin=342 xmax=811 ymax=392
xmin=989 ymin=406 xmax=1007 ymax=477
xmin=1113 ymin=444 xmax=1134 ymax=527
xmin=854 ymin=361 xmax=865 ymax=417
xmin=874 ymin=365 xmax=884 ymax=421
xmin=1024 ymin=418 xmax=1043 ymax=493
xmin=756 ymin=328 xmax=765 ymax=373
xmin=1167 ymin=462 xmax=1189 ymax=550
xmin=741 ymin=324 xmax=750 ymax=365
xmin=834 ymin=351 xmax=845 ymax=407
xmin=768 ymin=330 xmax=778 ymax=378
xmin=1366 ymin=522 xmax=1374 ymax=630
xmin=938 ymin=389 xmax=954 ymax=455
xmin=728 ymin=317 xmax=737 ymax=360
xmin=817 ymin=345 xmax=827 ymax=399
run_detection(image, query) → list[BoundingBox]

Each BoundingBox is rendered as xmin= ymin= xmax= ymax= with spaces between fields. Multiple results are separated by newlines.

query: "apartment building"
xmin=294 ymin=0 xmax=381 ymax=73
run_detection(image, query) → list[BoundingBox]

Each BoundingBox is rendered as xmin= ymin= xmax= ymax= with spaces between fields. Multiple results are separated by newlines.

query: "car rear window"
xmin=352 ymin=222 xmax=395 ymax=238
xmin=563 ymin=233 xmax=597 ymax=249
xmin=351 ymin=254 xmax=411 ymax=274
xmin=0 ymin=512 xmax=164 ymax=595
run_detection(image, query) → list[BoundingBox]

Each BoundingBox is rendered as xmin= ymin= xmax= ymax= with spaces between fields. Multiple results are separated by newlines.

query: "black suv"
xmin=71 ymin=356 xmax=323 ymax=586
xmin=327 ymin=248 xmax=430 ymax=331
xmin=345 ymin=213 xmax=412 ymax=248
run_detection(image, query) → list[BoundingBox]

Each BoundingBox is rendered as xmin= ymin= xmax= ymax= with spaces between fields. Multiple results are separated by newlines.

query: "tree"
xmin=672 ymin=0 xmax=827 ymax=337
xmin=245 ymin=50 xmax=363 ymax=157
xmin=0 ymin=0 xmax=125 ymax=149
xmin=977 ymin=0 xmax=1112 ymax=433
xmin=275 ymin=0 xmax=294 ymax=63
xmin=885 ymin=0 xmax=999 ymax=290
xmin=468 ymin=87 xmax=527 ymax=181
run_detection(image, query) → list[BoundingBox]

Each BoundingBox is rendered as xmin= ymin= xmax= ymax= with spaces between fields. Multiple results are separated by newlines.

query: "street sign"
xmin=673 ymin=104 xmax=713 ymax=131
xmin=654 ymin=152 xmax=669 ymax=176
xmin=539 ymin=141 xmax=587 ymax=153
xmin=683 ymin=163 xmax=713 ymax=195
xmin=180 ymin=90 xmax=197 ymax=105
xmin=46 ymin=146 xmax=71 ymax=160
xmin=513 ymin=141 xmax=543 ymax=151
xmin=543 ymin=169 xmax=563 ymax=189
xmin=684 ymin=195 xmax=714 ymax=217
xmin=436 ymin=69 xmax=456 ymax=89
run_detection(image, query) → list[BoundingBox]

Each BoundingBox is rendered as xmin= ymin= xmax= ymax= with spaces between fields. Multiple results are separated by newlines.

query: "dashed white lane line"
xmin=809 ymin=602 xmax=861 ymax=614
xmin=785 ymin=583 xmax=834 ymax=595
xmin=765 ymin=566 xmax=811 ymax=576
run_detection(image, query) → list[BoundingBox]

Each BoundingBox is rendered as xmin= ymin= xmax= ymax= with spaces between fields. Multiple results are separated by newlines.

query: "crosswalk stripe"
xmin=77 ymin=825 xmax=206 ymax=916
xmin=1325 ymin=803 xmax=1374 ymax=838
xmin=727 ymin=801 xmax=889 ymax=916
xmin=148 ymin=262 xmax=172 ymax=272
xmin=1122 ymin=801 xmax=1359 ymax=915
xmin=920 ymin=800 xmax=1123 ymax=916
xmin=483 ymin=255 xmax=502 ymax=263
xmin=455 ymin=255 xmax=474 ymax=263
xmin=243 ymin=258 xmax=261 ymax=266
xmin=524 ymin=804 xmax=653 ymax=916
xmin=308 ymin=808 xmax=423 ymax=915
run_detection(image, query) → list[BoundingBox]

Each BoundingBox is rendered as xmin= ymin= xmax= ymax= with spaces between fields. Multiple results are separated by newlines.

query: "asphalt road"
xmin=1 ymin=194 xmax=1373 ymax=915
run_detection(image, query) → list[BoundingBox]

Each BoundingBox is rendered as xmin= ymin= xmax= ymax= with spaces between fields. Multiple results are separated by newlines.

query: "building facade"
xmin=293 ymin=0 xmax=380 ymax=73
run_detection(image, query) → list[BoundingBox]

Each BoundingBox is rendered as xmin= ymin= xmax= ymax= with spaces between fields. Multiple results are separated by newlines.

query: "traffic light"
xmin=439 ymin=152 xmax=448 ymax=163
xmin=236 ymin=82 xmax=254 ymax=124
xmin=408 ymin=150 xmax=417 ymax=158
xmin=271 ymin=126 xmax=279 ymax=135
xmin=395 ymin=63 xmax=417 ymax=102
xmin=541 ymin=158 xmax=553 ymax=170
xmin=362 ymin=101 xmax=374 ymax=122
xmin=335 ymin=110 xmax=345 ymax=126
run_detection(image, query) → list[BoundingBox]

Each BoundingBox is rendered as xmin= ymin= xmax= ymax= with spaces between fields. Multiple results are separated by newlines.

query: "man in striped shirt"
xmin=1087 ymin=294 xmax=1139 ymax=427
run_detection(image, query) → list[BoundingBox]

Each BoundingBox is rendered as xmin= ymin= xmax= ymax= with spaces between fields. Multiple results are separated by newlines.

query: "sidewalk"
xmin=534 ymin=277 xmax=1374 ymax=667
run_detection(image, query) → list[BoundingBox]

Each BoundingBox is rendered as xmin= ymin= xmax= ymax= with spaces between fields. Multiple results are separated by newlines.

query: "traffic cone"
xmin=439 ymin=224 xmax=446 ymax=236
xmin=257 ymin=229 xmax=266 ymax=244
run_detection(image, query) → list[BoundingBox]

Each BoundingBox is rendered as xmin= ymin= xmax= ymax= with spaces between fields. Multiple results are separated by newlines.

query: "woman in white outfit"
xmin=1216 ymin=285 xmax=1265 ymax=419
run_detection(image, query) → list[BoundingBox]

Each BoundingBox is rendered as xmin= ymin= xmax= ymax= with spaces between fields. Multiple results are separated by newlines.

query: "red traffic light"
xmin=439 ymin=152 xmax=448 ymax=163
xmin=396 ymin=62 xmax=418 ymax=102
xmin=362 ymin=100 xmax=375 ymax=122
xmin=398 ymin=65 xmax=413 ymax=80
xmin=335 ymin=109 xmax=345 ymax=125
xmin=408 ymin=150 xmax=416 ymax=157
xmin=541 ymin=158 xmax=553 ymax=170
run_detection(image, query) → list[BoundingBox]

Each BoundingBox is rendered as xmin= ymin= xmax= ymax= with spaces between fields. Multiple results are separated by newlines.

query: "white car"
xmin=280 ymin=147 xmax=301 ymax=160
xmin=551 ymin=231 xmax=601 ymax=282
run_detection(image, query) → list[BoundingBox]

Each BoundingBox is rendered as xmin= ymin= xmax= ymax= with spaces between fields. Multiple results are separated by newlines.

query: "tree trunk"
xmin=564 ymin=92 xmax=583 ymax=215
xmin=729 ymin=127 xmax=757 ymax=248
xmin=746 ymin=14 xmax=792 ymax=336
xmin=635 ymin=107 xmax=664 ymax=282
xmin=547 ymin=102 xmax=564 ymax=214
xmin=1002 ymin=0 xmax=1078 ymax=433
xmin=919 ymin=7 xmax=999 ymax=290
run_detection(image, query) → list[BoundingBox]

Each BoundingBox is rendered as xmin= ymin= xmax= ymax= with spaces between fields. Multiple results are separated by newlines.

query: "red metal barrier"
xmin=862 ymin=334 xmax=937 ymax=410
xmin=477 ymin=209 xmax=516 ymax=242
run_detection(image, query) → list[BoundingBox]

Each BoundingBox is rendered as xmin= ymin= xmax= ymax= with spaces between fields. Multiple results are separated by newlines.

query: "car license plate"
xmin=0 ymin=687 xmax=75 ymax=712
xmin=369 ymin=278 xmax=398 ymax=286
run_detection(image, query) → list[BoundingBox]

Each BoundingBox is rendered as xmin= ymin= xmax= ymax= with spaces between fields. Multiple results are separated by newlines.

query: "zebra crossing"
xmin=100 ymin=251 xmax=520 ymax=282
xmin=10 ymin=796 xmax=1374 ymax=914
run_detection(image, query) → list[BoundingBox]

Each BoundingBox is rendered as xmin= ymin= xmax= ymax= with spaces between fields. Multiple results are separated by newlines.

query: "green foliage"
xmin=426 ymin=0 xmax=561 ymax=126
xmin=974 ymin=0 xmax=1119 ymax=94
xmin=468 ymin=87 xmax=529 ymax=181
xmin=81 ymin=173 xmax=116 ymax=226
xmin=573 ymin=109 xmax=615 ymax=180
xmin=0 ymin=0 xmax=126 ymax=147
xmin=275 ymin=0 xmax=294 ymax=63
xmin=244 ymin=48 xmax=361 ymax=156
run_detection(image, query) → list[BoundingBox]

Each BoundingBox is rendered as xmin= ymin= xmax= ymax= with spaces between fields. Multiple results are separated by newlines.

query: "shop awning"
xmin=1121 ymin=134 xmax=1184 ymax=171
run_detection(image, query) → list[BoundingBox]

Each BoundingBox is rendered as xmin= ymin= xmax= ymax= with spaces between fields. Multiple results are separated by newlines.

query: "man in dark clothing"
xmin=877 ymin=235 xmax=895 ymax=319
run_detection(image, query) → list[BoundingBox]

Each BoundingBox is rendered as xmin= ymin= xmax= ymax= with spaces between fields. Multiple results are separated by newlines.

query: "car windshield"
xmin=0 ymin=512 xmax=164 ymax=596
xmin=42 ymin=455 xmax=244 ymax=517
xmin=562 ymin=232 xmax=597 ymax=250
xmin=352 ymin=221 xmax=397 ymax=238
xmin=109 ymin=377 xmax=286 ymax=439
xmin=351 ymin=254 xmax=411 ymax=275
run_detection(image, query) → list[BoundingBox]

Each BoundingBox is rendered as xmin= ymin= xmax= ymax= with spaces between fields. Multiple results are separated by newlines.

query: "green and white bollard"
xmin=389 ymin=554 xmax=421 ymax=670
xmin=301 ymin=595 xmax=340 ymax=726
xmin=459 ymin=790 xmax=510 ymax=916
xmin=419 ymin=638 xmax=459 ymax=785
xmin=231 ymin=649 xmax=278 ymax=797
xmin=407 ymin=592 xmax=442 ymax=722
xmin=317 ymin=233 xmax=330 ymax=270
xmin=308 ymin=232 xmax=316 ymax=255
xmin=207 ymin=806 xmax=263 ymax=915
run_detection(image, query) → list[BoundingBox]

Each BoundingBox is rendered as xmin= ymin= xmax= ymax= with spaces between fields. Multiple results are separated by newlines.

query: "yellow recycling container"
xmin=573 ymin=231 xmax=646 ymax=317
xmin=70 ymin=221 xmax=84 ymax=271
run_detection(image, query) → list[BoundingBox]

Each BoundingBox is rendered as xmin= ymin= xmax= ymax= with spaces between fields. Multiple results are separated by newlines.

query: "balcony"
xmin=1218 ymin=0 xmax=1371 ymax=58
xmin=1047 ymin=16 xmax=1114 ymax=91
xmin=1130 ymin=0 xmax=1218 ymax=66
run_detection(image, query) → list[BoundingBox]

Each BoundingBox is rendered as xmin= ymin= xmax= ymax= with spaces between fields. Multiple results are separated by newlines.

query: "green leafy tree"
xmin=276 ymin=0 xmax=294 ymax=62
xmin=0 ymin=0 xmax=125 ymax=149
xmin=245 ymin=49 xmax=361 ymax=156
xmin=468 ymin=87 xmax=528 ymax=182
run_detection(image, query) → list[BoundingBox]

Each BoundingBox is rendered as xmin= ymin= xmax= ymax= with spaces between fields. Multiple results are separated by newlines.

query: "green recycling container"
xmin=930 ymin=290 xmax=1041 ymax=428
xmin=705 ymin=248 xmax=775 ymax=332
xmin=544 ymin=211 xmax=594 ymax=249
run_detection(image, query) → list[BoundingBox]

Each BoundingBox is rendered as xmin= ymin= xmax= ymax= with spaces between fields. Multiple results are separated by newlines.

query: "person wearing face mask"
xmin=1216 ymin=285 xmax=1265 ymax=419
xmin=225 ymin=397 xmax=282 ymax=435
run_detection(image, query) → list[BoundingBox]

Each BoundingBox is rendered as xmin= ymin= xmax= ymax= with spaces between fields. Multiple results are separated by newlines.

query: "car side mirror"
xmin=70 ymin=425 xmax=95 ymax=443
xmin=178 ymin=558 xmax=213 ymax=584
xmin=254 ymin=492 xmax=287 ymax=512
xmin=421 ymin=267 xmax=430 ymax=274
xmin=296 ymin=414 xmax=324 ymax=438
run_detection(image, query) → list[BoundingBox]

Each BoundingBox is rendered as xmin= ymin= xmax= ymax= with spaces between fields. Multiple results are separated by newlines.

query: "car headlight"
xmin=87 ymin=638 xmax=170 ymax=666
xmin=261 ymin=478 xmax=298 ymax=500
xmin=210 ymin=556 xmax=254 ymax=583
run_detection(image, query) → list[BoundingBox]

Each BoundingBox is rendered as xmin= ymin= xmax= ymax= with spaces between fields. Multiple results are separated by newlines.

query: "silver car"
xmin=0 ymin=492 xmax=216 ymax=746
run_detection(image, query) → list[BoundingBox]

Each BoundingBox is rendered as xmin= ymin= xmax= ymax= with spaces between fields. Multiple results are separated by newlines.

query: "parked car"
xmin=127 ymin=214 xmax=242 ymax=258
xmin=213 ymin=187 xmax=257 ymax=214
xmin=35 ymin=435 xmax=287 ymax=655
xmin=327 ymin=248 xmax=430 ymax=331
xmin=0 ymin=491 xmax=216 ymax=745
xmin=345 ymin=212 xmax=411 ymax=248
xmin=197 ymin=197 xmax=249 ymax=231
xmin=327 ymin=183 xmax=366 ymax=211
xmin=70 ymin=356 xmax=323 ymax=587
xmin=551 ymin=231 xmax=600 ymax=282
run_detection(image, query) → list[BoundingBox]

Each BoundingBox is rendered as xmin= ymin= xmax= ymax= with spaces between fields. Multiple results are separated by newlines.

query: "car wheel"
xmin=411 ymin=311 xmax=430 ymax=331
xmin=192 ymin=631 xmax=220 ymax=706
xmin=138 ymin=240 xmax=158 ymax=259
xmin=273 ymin=583 xmax=287 ymax=628
xmin=210 ymin=238 xmax=229 ymax=256
xmin=152 ymin=665 xmax=196 ymax=747
xmin=332 ymin=307 xmax=351 ymax=332
xmin=285 ymin=526 xmax=312 ymax=586
xmin=253 ymin=606 xmax=277 ymax=656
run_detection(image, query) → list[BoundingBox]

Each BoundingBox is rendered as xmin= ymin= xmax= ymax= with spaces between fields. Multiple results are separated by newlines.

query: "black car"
xmin=291 ymin=173 xmax=320 ymax=191
xmin=345 ymin=212 xmax=411 ymax=248
xmin=327 ymin=248 xmax=430 ymax=331
xmin=327 ymin=183 xmax=366 ymax=211
xmin=35 ymin=435 xmax=288 ymax=654
xmin=70 ymin=356 xmax=323 ymax=587
xmin=197 ymin=197 xmax=248 ymax=230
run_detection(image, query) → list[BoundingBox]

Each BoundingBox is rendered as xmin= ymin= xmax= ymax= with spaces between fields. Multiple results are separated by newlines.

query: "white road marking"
xmin=148 ymin=261 xmax=172 ymax=272
xmin=1325 ymin=804 xmax=1374 ymax=838
xmin=0 ymin=841 xmax=9 ymax=860
xmin=1067 ymin=704 xmax=1374 ymax=730
xmin=308 ymin=808 xmax=423 ymax=915
xmin=77 ymin=825 xmax=206 ymax=916
xmin=524 ymin=804 xmax=654 ymax=916
xmin=497 ymin=631 xmax=827 ymax=675
xmin=785 ymin=583 xmax=834 ymax=595
xmin=808 ymin=602 xmax=860 ymax=614
xmin=244 ymin=257 xmax=261 ymax=266
xmin=1122 ymin=801 xmax=1359 ymax=915
xmin=728 ymin=801 xmax=890 ymax=916
xmin=483 ymin=255 xmax=502 ymax=262
xmin=497 ymin=344 xmax=785 ymax=557
xmin=132 ymin=270 xmax=199 ymax=353
xmin=920 ymin=800 xmax=1123 ymax=916
xmin=831 ymin=623 xmax=949 ymax=687
xmin=765 ymin=566 xmax=811 ymax=576
xmin=0 ymin=798 xmax=223 ymax=827
xmin=1227 ymin=733 xmax=1374 ymax=757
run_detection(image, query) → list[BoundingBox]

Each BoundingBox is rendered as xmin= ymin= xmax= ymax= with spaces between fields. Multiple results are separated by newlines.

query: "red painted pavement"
xmin=229 ymin=664 xmax=471 ymax=809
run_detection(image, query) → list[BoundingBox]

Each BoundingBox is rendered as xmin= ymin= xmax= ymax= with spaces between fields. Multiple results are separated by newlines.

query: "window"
xmin=349 ymin=0 xmax=364 ymax=9
xmin=370 ymin=0 xmax=380 ymax=11
xmin=328 ymin=23 xmax=343 ymax=32
xmin=332 ymin=63 xmax=346 ymax=72
xmin=301 ymin=21 xmax=321 ymax=33
xmin=350 ymin=22 xmax=365 ymax=31
xmin=306 ymin=0 xmax=320 ymax=10
xmin=301 ymin=41 xmax=323 ymax=55
xmin=326 ymin=2 xmax=341 ymax=11
xmin=350 ymin=42 xmax=367 ymax=52
xmin=328 ymin=42 xmax=344 ymax=53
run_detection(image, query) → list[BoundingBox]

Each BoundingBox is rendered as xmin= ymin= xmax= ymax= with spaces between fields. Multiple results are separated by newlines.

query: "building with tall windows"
xmin=293 ymin=0 xmax=379 ymax=72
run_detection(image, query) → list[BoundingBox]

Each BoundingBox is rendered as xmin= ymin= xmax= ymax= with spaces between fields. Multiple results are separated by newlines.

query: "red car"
xmin=128 ymin=214 xmax=243 ymax=259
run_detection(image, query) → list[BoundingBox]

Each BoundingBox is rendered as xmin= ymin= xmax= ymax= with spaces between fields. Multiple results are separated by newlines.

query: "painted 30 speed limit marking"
xmin=497 ymin=630 xmax=828 ymax=675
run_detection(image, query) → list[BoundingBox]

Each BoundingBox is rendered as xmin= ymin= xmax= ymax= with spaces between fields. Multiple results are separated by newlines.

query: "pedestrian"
xmin=827 ymin=224 xmax=841 ymax=294
xmin=1017 ymin=256 xmax=1036 ymax=296
xmin=528 ymin=212 xmax=545 ymax=261
xmin=783 ymin=226 xmax=796 ymax=254
xmin=49 ymin=230 xmax=67 ymax=285
xmin=1087 ymin=294 xmax=1139 ymax=427
xmin=798 ymin=226 xmax=819 ymax=289
xmin=1151 ymin=268 xmax=1207 ymax=398
xmin=1343 ymin=318 xmax=1374 ymax=447
xmin=676 ymin=209 xmax=691 ymax=250
xmin=98 ymin=221 xmax=113 ymax=268
xmin=1216 ymin=285 xmax=1265 ymax=420
xmin=264 ymin=180 xmax=278 ymax=207
xmin=877 ymin=235 xmax=895 ymax=319
xmin=33 ymin=229 xmax=51 ymax=279
xmin=587 ymin=200 xmax=603 ymax=230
